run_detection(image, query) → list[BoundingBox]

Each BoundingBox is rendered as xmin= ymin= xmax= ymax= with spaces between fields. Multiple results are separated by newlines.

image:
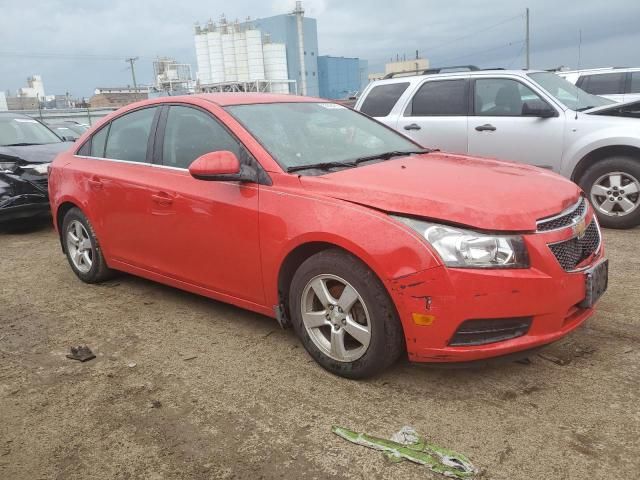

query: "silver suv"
xmin=355 ymin=68 xmax=640 ymax=228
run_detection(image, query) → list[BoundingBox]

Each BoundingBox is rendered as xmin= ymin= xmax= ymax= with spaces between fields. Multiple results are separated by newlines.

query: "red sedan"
xmin=48 ymin=94 xmax=608 ymax=378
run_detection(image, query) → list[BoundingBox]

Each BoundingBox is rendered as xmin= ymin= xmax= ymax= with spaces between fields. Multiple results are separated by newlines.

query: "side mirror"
xmin=522 ymin=100 xmax=558 ymax=118
xmin=188 ymin=150 xmax=257 ymax=182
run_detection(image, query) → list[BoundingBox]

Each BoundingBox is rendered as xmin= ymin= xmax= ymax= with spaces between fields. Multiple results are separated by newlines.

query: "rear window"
xmin=577 ymin=73 xmax=625 ymax=95
xmin=407 ymin=79 xmax=468 ymax=116
xmin=359 ymin=82 xmax=409 ymax=117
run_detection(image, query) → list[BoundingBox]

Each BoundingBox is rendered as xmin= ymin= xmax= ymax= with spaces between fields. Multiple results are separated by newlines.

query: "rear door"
xmin=467 ymin=76 xmax=564 ymax=170
xmin=395 ymin=78 xmax=470 ymax=153
xmin=75 ymin=106 xmax=161 ymax=265
xmin=139 ymin=104 xmax=264 ymax=304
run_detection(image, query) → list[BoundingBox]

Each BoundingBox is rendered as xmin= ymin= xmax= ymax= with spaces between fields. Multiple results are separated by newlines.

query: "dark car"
xmin=0 ymin=113 xmax=70 ymax=223
xmin=46 ymin=121 xmax=89 ymax=141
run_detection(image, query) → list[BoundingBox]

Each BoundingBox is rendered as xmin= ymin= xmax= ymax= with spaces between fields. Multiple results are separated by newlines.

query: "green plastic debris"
xmin=332 ymin=425 xmax=477 ymax=479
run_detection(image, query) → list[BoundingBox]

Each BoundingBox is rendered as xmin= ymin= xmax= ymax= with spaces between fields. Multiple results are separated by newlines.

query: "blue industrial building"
xmin=317 ymin=56 xmax=369 ymax=99
xmin=246 ymin=13 xmax=320 ymax=96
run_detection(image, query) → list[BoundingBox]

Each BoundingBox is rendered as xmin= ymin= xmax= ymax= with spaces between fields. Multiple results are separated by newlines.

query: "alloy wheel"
xmin=66 ymin=220 xmax=93 ymax=273
xmin=590 ymin=171 xmax=640 ymax=217
xmin=300 ymin=274 xmax=371 ymax=363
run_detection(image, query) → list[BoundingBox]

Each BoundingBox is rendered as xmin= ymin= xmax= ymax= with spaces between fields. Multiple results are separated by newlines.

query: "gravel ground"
xmin=0 ymin=221 xmax=638 ymax=480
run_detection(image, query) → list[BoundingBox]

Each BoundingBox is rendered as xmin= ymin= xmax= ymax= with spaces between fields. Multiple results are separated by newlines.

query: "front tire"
xmin=579 ymin=156 xmax=640 ymax=229
xmin=62 ymin=207 xmax=114 ymax=283
xmin=289 ymin=249 xmax=404 ymax=379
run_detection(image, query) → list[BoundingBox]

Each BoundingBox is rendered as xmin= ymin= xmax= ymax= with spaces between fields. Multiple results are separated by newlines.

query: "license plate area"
xmin=579 ymin=259 xmax=608 ymax=309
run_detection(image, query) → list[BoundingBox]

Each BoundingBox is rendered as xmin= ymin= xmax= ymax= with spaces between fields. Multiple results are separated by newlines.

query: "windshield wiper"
xmin=2 ymin=142 xmax=45 ymax=147
xmin=352 ymin=149 xmax=430 ymax=165
xmin=286 ymin=161 xmax=357 ymax=173
xmin=575 ymin=106 xmax=597 ymax=112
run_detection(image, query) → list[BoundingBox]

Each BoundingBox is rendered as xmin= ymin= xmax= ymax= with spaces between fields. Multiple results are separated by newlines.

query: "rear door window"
xmin=577 ymin=73 xmax=625 ymax=95
xmin=104 ymin=107 xmax=158 ymax=163
xmin=407 ymin=79 xmax=469 ymax=116
xmin=359 ymin=82 xmax=410 ymax=117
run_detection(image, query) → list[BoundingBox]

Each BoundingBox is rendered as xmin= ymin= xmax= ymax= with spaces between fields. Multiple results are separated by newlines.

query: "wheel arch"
xmin=276 ymin=241 xmax=402 ymax=330
xmin=56 ymin=201 xmax=82 ymax=253
xmin=572 ymin=145 xmax=640 ymax=183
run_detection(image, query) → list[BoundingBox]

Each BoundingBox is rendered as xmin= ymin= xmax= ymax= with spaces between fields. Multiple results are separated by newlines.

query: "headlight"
xmin=0 ymin=161 xmax=16 ymax=173
xmin=26 ymin=163 xmax=51 ymax=174
xmin=392 ymin=215 xmax=529 ymax=268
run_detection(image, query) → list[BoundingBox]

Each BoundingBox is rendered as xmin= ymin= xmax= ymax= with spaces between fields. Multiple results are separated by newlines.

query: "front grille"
xmin=548 ymin=221 xmax=600 ymax=271
xmin=537 ymin=197 xmax=586 ymax=232
xmin=449 ymin=317 xmax=532 ymax=346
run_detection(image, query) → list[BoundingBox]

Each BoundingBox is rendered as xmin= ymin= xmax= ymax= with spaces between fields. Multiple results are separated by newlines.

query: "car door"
xmin=75 ymin=106 xmax=161 ymax=265
xmin=139 ymin=104 xmax=264 ymax=304
xmin=467 ymin=77 xmax=564 ymax=170
xmin=395 ymin=78 xmax=469 ymax=153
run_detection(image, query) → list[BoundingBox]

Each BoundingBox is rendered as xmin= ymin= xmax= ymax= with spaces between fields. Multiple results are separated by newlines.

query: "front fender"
xmin=259 ymin=186 xmax=441 ymax=308
xmin=560 ymin=124 xmax=640 ymax=178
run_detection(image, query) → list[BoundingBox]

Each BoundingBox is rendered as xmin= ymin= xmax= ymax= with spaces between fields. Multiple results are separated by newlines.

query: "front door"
xmin=467 ymin=77 xmax=565 ymax=170
xmin=141 ymin=105 xmax=264 ymax=304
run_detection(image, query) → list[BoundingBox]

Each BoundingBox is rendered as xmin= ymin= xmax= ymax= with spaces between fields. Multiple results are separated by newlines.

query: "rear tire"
xmin=289 ymin=249 xmax=404 ymax=379
xmin=579 ymin=156 xmax=640 ymax=229
xmin=62 ymin=207 xmax=114 ymax=283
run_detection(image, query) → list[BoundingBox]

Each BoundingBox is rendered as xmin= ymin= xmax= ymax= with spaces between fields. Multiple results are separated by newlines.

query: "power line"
xmin=0 ymin=51 xmax=146 ymax=61
xmin=439 ymin=39 xmax=525 ymax=64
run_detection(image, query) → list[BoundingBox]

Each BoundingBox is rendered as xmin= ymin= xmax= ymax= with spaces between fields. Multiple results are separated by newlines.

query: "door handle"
xmin=404 ymin=123 xmax=422 ymax=131
xmin=88 ymin=177 xmax=103 ymax=190
xmin=151 ymin=192 xmax=173 ymax=206
xmin=475 ymin=124 xmax=497 ymax=132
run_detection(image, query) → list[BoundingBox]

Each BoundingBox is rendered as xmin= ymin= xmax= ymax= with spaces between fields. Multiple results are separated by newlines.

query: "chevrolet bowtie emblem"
xmin=573 ymin=217 xmax=587 ymax=239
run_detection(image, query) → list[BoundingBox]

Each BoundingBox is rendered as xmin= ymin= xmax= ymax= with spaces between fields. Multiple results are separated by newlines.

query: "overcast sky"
xmin=1 ymin=0 xmax=639 ymax=98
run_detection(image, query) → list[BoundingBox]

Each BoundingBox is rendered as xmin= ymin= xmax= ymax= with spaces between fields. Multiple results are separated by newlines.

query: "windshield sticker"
xmin=14 ymin=118 xmax=38 ymax=123
xmin=318 ymin=103 xmax=346 ymax=110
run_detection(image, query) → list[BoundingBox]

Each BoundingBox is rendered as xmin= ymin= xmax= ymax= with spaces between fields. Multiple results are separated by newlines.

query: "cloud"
xmin=1 ymin=0 xmax=638 ymax=97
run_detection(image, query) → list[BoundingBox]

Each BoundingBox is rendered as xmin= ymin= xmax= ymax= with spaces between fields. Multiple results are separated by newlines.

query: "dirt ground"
xmin=0 ymin=221 xmax=638 ymax=480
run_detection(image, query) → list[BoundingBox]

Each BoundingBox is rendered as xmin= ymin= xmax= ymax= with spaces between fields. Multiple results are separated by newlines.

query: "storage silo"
xmin=221 ymin=22 xmax=237 ymax=82
xmin=207 ymin=25 xmax=224 ymax=84
xmin=194 ymin=25 xmax=211 ymax=85
xmin=263 ymin=41 xmax=289 ymax=94
xmin=234 ymin=25 xmax=249 ymax=82
xmin=246 ymin=29 xmax=265 ymax=81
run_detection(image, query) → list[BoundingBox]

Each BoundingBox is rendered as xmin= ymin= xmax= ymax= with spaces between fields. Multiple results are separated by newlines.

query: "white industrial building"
xmin=194 ymin=17 xmax=294 ymax=94
xmin=18 ymin=75 xmax=46 ymax=99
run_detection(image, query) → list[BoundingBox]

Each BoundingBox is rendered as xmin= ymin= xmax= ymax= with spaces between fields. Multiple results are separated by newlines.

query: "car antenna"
xmin=575 ymin=29 xmax=581 ymax=120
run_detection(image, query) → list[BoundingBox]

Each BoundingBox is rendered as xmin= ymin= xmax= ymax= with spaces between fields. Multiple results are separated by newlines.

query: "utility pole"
xmin=525 ymin=8 xmax=530 ymax=69
xmin=126 ymin=57 xmax=139 ymax=90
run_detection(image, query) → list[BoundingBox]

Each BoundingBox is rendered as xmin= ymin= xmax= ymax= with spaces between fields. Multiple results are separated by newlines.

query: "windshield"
xmin=528 ymin=72 xmax=613 ymax=111
xmin=0 ymin=116 xmax=62 ymax=146
xmin=225 ymin=102 xmax=420 ymax=171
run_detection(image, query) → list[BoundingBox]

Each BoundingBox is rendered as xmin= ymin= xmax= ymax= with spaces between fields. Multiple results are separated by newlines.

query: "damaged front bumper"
xmin=387 ymin=222 xmax=606 ymax=363
xmin=0 ymin=172 xmax=50 ymax=223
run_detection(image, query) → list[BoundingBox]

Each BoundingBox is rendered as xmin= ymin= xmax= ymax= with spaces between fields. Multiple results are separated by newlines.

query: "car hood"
xmin=583 ymin=98 xmax=640 ymax=118
xmin=0 ymin=142 xmax=69 ymax=164
xmin=298 ymin=153 xmax=582 ymax=232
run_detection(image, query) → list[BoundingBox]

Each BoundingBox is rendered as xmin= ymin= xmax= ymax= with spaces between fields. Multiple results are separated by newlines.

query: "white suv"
xmin=558 ymin=67 xmax=640 ymax=103
xmin=355 ymin=69 xmax=640 ymax=228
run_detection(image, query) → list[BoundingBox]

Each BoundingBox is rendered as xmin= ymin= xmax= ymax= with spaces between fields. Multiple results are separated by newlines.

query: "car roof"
xmin=369 ymin=69 xmax=547 ymax=85
xmin=181 ymin=93 xmax=324 ymax=106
